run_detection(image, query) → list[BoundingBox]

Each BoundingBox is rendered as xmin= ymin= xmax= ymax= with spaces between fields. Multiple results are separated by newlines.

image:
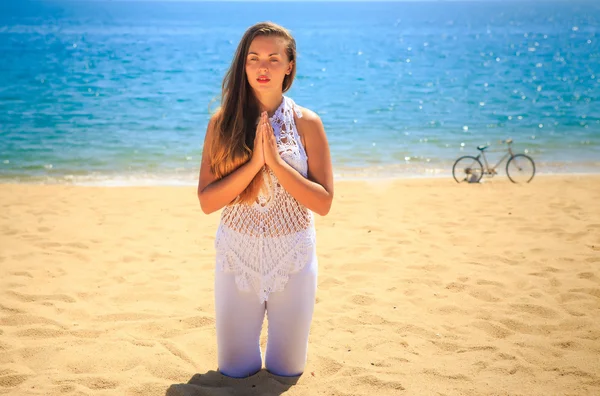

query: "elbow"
xmin=197 ymin=191 xmax=216 ymax=215
xmin=199 ymin=201 xmax=216 ymax=215
xmin=315 ymin=194 xmax=333 ymax=216
xmin=316 ymin=208 xmax=330 ymax=216
xmin=200 ymin=203 xmax=214 ymax=215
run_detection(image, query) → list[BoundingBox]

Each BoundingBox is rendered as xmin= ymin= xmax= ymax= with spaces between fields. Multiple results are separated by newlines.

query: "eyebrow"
xmin=248 ymin=52 xmax=281 ymax=56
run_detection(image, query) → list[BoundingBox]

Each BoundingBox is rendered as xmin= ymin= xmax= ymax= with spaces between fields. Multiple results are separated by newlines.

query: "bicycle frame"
xmin=477 ymin=145 xmax=515 ymax=174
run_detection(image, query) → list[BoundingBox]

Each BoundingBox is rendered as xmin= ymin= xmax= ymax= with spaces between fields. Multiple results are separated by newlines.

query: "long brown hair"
xmin=209 ymin=22 xmax=297 ymax=204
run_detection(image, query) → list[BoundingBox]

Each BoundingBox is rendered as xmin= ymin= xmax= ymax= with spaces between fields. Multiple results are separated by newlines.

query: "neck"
xmin=254 ymin=91 xmax=284 ymax=118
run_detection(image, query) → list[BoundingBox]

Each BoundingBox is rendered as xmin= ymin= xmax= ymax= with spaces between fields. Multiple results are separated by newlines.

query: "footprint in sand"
xmin=476 ymin=279 xmax=504 ymax=288
xmin=473 ymin=321 xmax=514 ymax=339
xmin=15 ymin=328 xmax=67 ymax=338
xmin=316 ymin=356 xmax=343 ymax=376
xmin=568 ymin=288 xmax=600 ymax=298
xmin=179 ymin=316 xmax=215 ymax=328
xmin=37 ymin=241 xmax=63 ymax=249
xmin=445 ymin=282 xmax=466 ymax=292
xmin=0 ymin=374 xmax=30 ymax=387
xmin=549 ymin=277 xmax=561 ymax=287
xmin=10 ymin=271 xmax=33 ymax=278
xmin=510 ymin=303 xmax=558 ymax=319
xmin=0 ymin=304 xmax=24 ymax=314
xmin=6 ymin=291 xmax=76 ymax=304
xmin=0 ymin=314 xmax=65 ymax=328
xmin=431 ymin=340 xmax=463 ymax=352
xmin=318 ymin=277 xmax=343 ymax=290
xmin=496 ymin=352 xmax=517 ymax=360
xmin=578 ymin=272 xmax=599 ymax=283
xmin=422 ymin=368 xmax=471 ymax=382
xmin=56 ymin=377 xmax=119 ymax=391
xmin=469 ymin=289 xmax=500 ymax=302
xmin=349 ymin=294 xmax=375 ymax=306
xmin=552 ymin=340 xmax=579 ymax=349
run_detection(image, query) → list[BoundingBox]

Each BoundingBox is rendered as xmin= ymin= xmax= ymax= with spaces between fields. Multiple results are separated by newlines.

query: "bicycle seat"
xmin=477 ymin=145 xmax=489 ymax=151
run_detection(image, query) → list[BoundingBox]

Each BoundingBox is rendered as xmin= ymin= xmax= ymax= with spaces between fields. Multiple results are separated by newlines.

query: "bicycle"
xmin=452 ymin=139 xmax=536 ymax=183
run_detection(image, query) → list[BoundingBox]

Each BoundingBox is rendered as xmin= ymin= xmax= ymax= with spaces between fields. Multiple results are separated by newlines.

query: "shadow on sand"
xmin=166 ymin=369 xmax=300 ymax=396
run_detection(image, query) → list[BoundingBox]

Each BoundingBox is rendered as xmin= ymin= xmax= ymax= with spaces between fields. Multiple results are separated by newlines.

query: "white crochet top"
xmin=214 ymin=96 xmax=316 ymax=303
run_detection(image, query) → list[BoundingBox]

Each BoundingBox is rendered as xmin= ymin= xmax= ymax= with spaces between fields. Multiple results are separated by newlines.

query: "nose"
xmin=258 ymin=60 xmax=269 ymax=72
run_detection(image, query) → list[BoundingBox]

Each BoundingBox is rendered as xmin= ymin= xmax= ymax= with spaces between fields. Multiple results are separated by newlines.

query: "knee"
xmin=265 ymin=354 xmax=307 ymax=377
xmin=266 ymin=363 xmax=305 ymax=377
xmin=218 ymin=356 xmax=261 ymax=378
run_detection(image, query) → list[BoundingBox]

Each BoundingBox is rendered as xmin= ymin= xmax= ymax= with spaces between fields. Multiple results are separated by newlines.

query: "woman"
xmin=197 ymin=22 xmax=334 ymax=378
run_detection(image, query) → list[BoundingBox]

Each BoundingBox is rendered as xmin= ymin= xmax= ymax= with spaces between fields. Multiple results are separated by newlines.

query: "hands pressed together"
xmin=252 ymin=111 xmax=282 ymax=170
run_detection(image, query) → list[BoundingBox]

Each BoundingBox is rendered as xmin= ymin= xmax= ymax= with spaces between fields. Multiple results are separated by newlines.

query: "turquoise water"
xmin=1 ymin=0 xmax=599 ymax=184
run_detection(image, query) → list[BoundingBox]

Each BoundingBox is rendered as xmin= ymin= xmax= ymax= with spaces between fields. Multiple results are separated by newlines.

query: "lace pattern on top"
xmin=214 ymin=96 xmax=316 ymax=303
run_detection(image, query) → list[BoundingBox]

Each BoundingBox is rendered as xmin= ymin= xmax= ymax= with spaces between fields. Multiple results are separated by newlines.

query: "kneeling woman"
xmin=197 ymin=21 xmax=334 ymax=378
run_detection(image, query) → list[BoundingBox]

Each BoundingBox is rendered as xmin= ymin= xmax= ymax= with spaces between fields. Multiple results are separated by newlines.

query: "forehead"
xmin=248 ymin=35 xmax=287 ymax=54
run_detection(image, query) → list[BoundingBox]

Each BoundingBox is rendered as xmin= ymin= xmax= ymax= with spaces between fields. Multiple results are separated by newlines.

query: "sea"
xmin=1 ymin=0 xmax=599 ymax=185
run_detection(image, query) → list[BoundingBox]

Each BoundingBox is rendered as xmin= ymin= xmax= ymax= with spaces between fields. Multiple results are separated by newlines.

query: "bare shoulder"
xmin=294 ymin=105 xmax=326 ymax=143
xmin=295 ymin=105 xmax=323 ymax=127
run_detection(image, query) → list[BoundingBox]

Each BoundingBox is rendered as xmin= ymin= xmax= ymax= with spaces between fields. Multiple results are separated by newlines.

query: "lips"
xmin=257 ymin=76 xmax=270 ymax=83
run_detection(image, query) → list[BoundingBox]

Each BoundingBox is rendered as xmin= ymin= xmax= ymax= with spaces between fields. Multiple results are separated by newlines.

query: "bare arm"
xmin=265 ymin=108 xmax=334 ymax=216
xmin=197 ymin=114 xmax=264 ymax=215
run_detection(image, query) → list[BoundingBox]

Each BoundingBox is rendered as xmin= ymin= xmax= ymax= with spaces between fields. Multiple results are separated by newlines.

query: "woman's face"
xmin=245 ymin=35 xmax=293 ymax=94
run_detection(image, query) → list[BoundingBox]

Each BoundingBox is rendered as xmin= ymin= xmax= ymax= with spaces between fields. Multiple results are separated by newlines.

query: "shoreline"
xmin=1 ymin=169 xmax=600 ymax=187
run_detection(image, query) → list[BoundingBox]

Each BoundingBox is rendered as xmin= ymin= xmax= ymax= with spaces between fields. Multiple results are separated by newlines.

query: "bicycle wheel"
xmin=452 ymin=155 xmax=483 ymax=183
xmin=506 ymin=154 xmax=535 ymax=183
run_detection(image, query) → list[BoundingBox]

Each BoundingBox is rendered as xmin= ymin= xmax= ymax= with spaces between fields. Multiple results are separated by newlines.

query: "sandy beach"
xmin=1 ymin=175 xmax=599 ymax=396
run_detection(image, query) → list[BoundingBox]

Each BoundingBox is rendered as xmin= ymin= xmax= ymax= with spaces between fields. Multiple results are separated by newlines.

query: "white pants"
xmin=214 ymin=252 xmax=318 ymax=378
